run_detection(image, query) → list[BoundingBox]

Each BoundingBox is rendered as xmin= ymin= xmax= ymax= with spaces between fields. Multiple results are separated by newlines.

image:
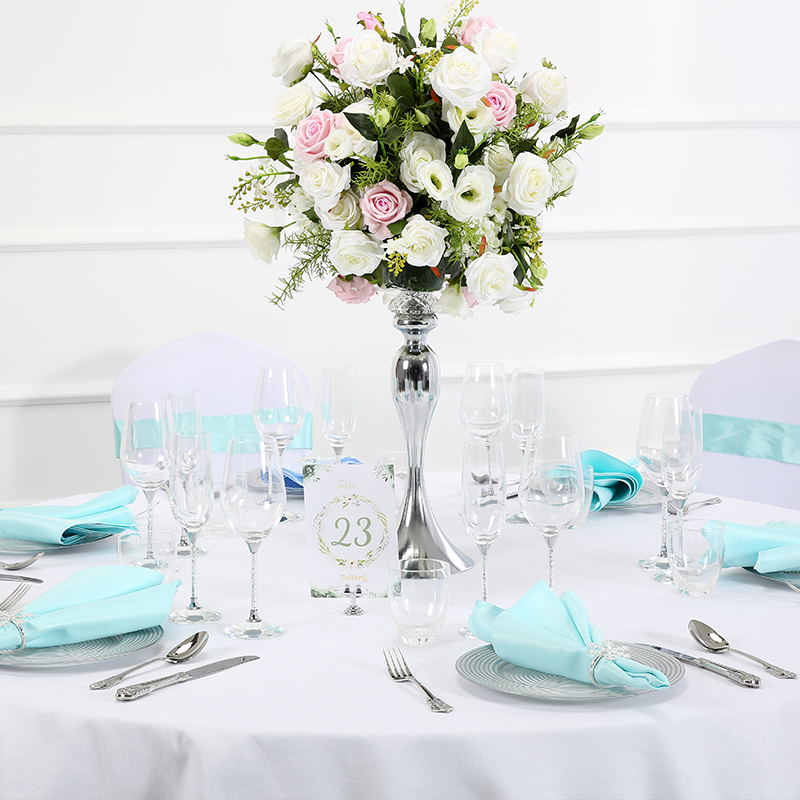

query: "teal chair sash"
xmin=703 ymin=412 xmax=800 ymax=466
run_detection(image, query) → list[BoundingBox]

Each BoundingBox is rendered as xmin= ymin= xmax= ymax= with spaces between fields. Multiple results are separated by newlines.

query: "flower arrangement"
xmin=228 ymin=1 xmax=602 ymax=317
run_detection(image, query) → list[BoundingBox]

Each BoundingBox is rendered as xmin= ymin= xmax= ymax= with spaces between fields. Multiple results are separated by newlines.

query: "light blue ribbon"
xmin=703 ymin=413 xmax=800 ymax=466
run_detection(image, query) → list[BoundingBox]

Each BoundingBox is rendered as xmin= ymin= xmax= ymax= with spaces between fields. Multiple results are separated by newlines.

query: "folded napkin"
xmin=0 ymin=486 xmax=139 ymax=546
xmin=0 ymin=565 xmax=179 ymax=650
xmin=581 ymin=450 xmax=643 ymax=511
xmin=469 ymin=581 xmax=670 ymax=690
xmin=718 ymin=520 xmax=800 ymax=573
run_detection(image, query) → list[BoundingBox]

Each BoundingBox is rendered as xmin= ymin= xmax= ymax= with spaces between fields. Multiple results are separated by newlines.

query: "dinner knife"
xmin=639 ymin=644 xmax=761 ymax=687
xmin=115 ymin=655 xmax=259 ymax=701
xmin=0 ymin=573 xmax=43 ymax=584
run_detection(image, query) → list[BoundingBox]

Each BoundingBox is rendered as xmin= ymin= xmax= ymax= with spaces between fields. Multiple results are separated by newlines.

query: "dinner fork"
xmin=381 ymin=646 xmax=453 ymax=713
xmin=0 ymin=583 xmax=32 ymax=612
xmin=0 ymin=552 xmax=44 ymax=571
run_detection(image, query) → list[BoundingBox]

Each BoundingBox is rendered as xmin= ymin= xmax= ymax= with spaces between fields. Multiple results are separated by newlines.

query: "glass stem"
xmin=143 ymin=489 xmax=156 ymax=560
xmin=544 ymin=533 xmax=557 ymax=589
xmin=659 ymin=491 xmax=669 ymax=559
xmin=188 ymin=538 xmax=200 ymax=610
xmin=248 ymin=542 xmax=261 ymax=623
xmin=481 ymin=551 xmax=488 ymax=601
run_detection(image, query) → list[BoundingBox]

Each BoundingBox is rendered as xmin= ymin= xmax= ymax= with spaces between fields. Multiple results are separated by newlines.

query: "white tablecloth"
xmin=1 ymin=476 xmax=799 ymax=800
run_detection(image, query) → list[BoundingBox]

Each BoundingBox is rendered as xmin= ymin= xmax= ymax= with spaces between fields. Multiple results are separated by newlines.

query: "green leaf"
xmin=387 ymin=219 xmax=407 ymax=236
xmin=382 ymin=125 xmax=405 ymax=145
xmin=450 ymin=121 xmax=475 ymax=163
xmin=273 ymin=128 xmax=289 ymax=147
xmin=343 ymin=112 xmax=379 ymax=141
xmin=386 ymin=73 xmax=415 ymax=108
xmin=553 ymin=115 xmax=580 ymax=140
xmin=264 ymin=136 xmax=290 ymax=160
xmin=441 ymin=33 xmax=459 ymax=51
xmin=394 ymin=25 xmax=417 ymax=55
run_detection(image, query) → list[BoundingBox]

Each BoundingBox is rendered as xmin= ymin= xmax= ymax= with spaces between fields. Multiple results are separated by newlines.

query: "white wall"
xmin=1 ymin=0 xmax=799 ymax=504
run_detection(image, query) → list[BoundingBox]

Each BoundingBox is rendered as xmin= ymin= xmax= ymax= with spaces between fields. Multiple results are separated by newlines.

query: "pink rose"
xmin=294 ymin=109 xmax=337 ymax=161
xmin=327 ymin=275 xmax=377 ymax=304
xmin=485 ymin=81 xmax=517 ymax=130
xmin=462 ymin=287 xmax=479 ymax=308
xmin=327 ymin=37 xmax=352 ymax=80
xmin=359 ymin=181 xmax=412 ymax=239
xmin=457 ymin=16 xmax=496 ymax=47
xmin=357 ymin=11 xmax=383 ymax=31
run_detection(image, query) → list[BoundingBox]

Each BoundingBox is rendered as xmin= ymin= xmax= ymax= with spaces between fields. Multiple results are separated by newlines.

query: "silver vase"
xmin=390 ymin=291 xmax=473 ymax=574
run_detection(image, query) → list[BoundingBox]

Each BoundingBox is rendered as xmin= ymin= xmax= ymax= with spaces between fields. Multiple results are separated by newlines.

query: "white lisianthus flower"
xmin=549 ymin=156 xmax=578 ymax=193
xmin=399 ymin=132 xmax=447 ymax=192
xmin=298 ymin=161 xmax=351 ymax=207
xmin=330 ymin=230 xmax=384 ymax=276
xmin=500 ymin=286 xmax=535 ymax=314
xmin=315 ymin=190 xmax=362 ymax=231
xmin=471 ymin=27 xmax=519 ymax=74
xmin=391 ymin=215 xmax=448 ymax=267
xmin=323 ymin=128 xmax=356 ymax=161
xmin=442 ymin=98 xmax=497 ymax=138
xmin=436 ymin=283 xmax=474 ymax=319
xmin=518 ymin=68 xmax=569 ymax=120
xmin=502 ymin=152 xmax=553 ymax=217
xmin=443 ymin=165 xmax=495 ymax=223
xmin=417 ymin=160 xmax=455 ymax=201
xmin=339 ymin=30 xmax=399 ymax=89
xmin=340 ymin=99 xmax=380 ymax=159
xmin=429 ymin=46 xmax=492 ymax=107
xmin=464 ymin=251 xmax=518 ymax=306
xmin=243 ymin=219 xmax=281 ymax=264
xmin=272 ymin=81 xmax=315 ymax=126
xmin=483 ymin=140 xmax=515 ymax=186
xmin=272 ymin=37 xmax=314 ymax=86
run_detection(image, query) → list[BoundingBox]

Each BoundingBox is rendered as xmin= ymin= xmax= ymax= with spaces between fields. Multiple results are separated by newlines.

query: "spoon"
xmin=688 ymin=620 xmax=797 ymax=679
xmin=0 ymin=552 xmax=44 ymax=571
xmin=89 ymin=630 xmax=209 ymax=690
xmin=667 ymin=497 xmax=722 ymax=515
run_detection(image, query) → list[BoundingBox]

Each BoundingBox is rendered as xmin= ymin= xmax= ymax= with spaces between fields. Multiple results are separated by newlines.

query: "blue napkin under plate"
xmin=581 ymin=450 xmax=643 ymax=511
xmin=0 ymin=486 xmax=139 ymax=546
xmin=718 ymin=520 xmax=800 ymax=573
xmin=469 ymin=581 xmax=670 ymax=690
xmin=0 ymin=565 xmax=180 ymax=650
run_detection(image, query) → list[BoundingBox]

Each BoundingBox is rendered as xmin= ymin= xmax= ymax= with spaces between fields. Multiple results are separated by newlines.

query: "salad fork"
xmin=381 ymin=646 xmax=453 ymax=713
xmin=0 ymin=583 xmax=32 ymax=611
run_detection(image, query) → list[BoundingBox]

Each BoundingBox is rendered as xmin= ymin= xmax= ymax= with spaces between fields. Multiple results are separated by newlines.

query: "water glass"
xmin=570 ymin=466 xmax=595 ymax=529
xmin=388 ymin=559 xmax=450 ymax=646
xmin=667 ymin=519 xmax=726 ymax=597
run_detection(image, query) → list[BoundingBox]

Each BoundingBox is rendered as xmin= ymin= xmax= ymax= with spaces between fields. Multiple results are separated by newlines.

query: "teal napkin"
xmin=469 ymin=581 xmax=670 ymax=689
xmin=0 ymin=565 xmax=180 ymax=650
xmin=0 ymin=486 xmax=139 ymax=545
xmin=581 ymin=450 xmax=642 ymax=510
xmin=718 ymin=520 xmax=800 ymax=573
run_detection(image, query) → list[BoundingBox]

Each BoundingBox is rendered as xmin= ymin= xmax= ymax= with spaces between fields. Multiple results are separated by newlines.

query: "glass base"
xmin=223 ymin=620 xmax=285 ymax=639
xmin=458 ymin=625 xmax=477 ymax=639
xmin=169 ymin=605 xmax=221 ymax=624
xmin=638 ymin=554 xmax=670 ymax=571
xmin=505 ymin=512 xmax=530 ymax=525
xmin=654 ymin=570 xmax=674 ymax=585
xmin=176 ymin=544 xmax=207 ymax=558
xmin=131 ymin=555 xmax=170 ymax=571
xmin=281 ymin=511 xmax=303 ymax=524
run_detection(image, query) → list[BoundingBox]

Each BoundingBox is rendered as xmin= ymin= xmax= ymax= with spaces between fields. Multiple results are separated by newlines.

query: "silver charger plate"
xmin=455 ymin=643 xmax=684 ymax=701
xmin=744 ymin=567 xmax=800 ymax=586
xmin=0 ymin=626 xmax=164 ymax=667
xmin=0 ymin=533 xmax=113 ymax=553
xmin=608 ymin=480 xmax=661 ymax=509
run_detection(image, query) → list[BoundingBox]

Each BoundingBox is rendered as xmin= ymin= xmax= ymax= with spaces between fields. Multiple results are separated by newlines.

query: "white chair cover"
xmin=110 ymin=331 xmax=313 ymax=480
xmin=690 ymin=339 xmax=800 ymax=510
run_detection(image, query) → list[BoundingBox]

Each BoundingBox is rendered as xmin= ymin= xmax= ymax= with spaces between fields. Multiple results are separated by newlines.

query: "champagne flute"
xmin=459 ymin=362 xmax=508 ymax=442
xmin=459 ymin=440 xmax=506 ymax=638
xmin=120 ymin=399 xmax=169 ymax=570
xmin=507 ymin=368 xmax=545 ymax=523
xmin=168 ymin=432 xmax=220 ymax=623
xmin=321 ymin=365 xmax=355 ymax=462
xmin=519 ymin=432 xmax=583 ymax=589
xmin=221 ymin=434 xmax=287 ymax=639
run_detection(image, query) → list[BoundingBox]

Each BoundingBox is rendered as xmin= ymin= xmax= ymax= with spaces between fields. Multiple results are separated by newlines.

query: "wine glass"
xmin=519 ymin=432 xmax=583 ymax=589
xmin=120 ymin=399 xmax=170 ymax=570
xmin=221 ymin=434 xmax=287 ymax=639
xmin=636 ymin=393 xmax=688 ymax=572
xmin=253 ymin=364 xmax=305 ymax=522
xmin=168 ymin=431 xmax=220 ymax=623
xmin=459 ymin=440 xmax=506 ymax=638
xmin=321 ymin=365 xmax=355 ymax=461
xmin=459 ymin=362 xmax=508 ymax=441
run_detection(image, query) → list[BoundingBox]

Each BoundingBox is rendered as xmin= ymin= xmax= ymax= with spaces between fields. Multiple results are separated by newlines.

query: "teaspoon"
xmin=0 ymin=552 xmax=44 ymax=571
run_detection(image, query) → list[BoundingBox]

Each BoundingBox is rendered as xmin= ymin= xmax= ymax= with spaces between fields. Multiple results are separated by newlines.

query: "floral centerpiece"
xmin=227 ymin=0 xmax=603 ymax=318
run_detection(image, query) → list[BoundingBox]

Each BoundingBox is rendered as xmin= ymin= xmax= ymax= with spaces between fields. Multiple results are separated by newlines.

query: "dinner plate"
xmin=0 ymin=626 xmax=164 ymax=667
xmin=743 ymin=567 xmax=800 ymax=586
xmin=455 ymin=643 xmax=684 ymax=701
xmin=0 ymin=533 xmax=113 ymax=553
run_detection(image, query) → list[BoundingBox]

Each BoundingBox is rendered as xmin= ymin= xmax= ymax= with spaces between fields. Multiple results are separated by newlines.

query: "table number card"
xmin=303 ymin=462 xmax=397 ymax=598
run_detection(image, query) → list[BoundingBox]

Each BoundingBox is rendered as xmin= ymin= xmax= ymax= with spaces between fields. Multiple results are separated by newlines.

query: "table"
xmin=1 ymin=476 xmax=799 ymax=800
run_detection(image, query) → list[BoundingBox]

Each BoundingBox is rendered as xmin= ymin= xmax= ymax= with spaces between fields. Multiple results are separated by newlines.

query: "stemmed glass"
xmin=321 ymin=365 xmax=355 ymax=461
xmin=254 ymin=364 xmax=304 ymax=523
xmin=519 ymin=432 xmax=584 ymax=589
xmin=221 ymin=434 xmax=287 ymax=639
xmin=168 ymin=431 xmax=220 ymax=623
xmin=120 ymin=399 xmax=170 ymax=570
xmin=636 ymin=393 xmax=688 ymax=573
xmin=459 ymin=362 xmax=508 ymax=441
xmin=459 ymin=440 xmax=506 ymax=638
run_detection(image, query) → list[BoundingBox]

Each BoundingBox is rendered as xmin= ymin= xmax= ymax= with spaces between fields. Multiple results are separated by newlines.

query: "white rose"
xmin=315 ymin=190 xmax=362 ymax=231
xmin=417 ymin=160 xmax=455 ymax=201
xmin=471 ymin=27 xmax=519 ymax=74
xmin=298 ymin=161 xmax=351 ymax=207
xmin=442 ymin=98 xmax=496 ymax=138
xmin=549 ymin=156 xmax=578 ymax=193
xmin=243 ymin=219 xmax=281 ymax=264
xmin=323 ymin=128 xmax=356 ymax=161
xmin=339 ymin=30 xmax=399 ymax=89
xmin=340 ymin=100 xmax=380 ymax=159
xmin=518 ymin=68 xmax=569 ymax=120
xmin=500 ymin=286 xmax=535 ymax=314
xmin=443 ymin=165 xmax=495 ymax=223
xmin=272 ymin=37 xmax=314 ymax=86
xmin=392 ymin=215 xmax=448 ymax=267
xmin=435 ymin=284 xmax=474 ymax=319
xmin=483 ymin=140 xmax=515 ymax=186
xmin=503 ymin=152 xmax=553 ymax=216
xmin=330 ymin=230 xmax=384 ymax=276
xmin=272 ymin=81 xmax=315 ymax=126
xmin=399 ymin=132 xmax=447 ymax=192
xmin=429 ymin=46 xmax=492 ymax=108
xmin=465 ymin=251 xmax=518 ymax=306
